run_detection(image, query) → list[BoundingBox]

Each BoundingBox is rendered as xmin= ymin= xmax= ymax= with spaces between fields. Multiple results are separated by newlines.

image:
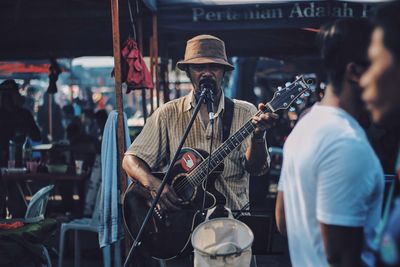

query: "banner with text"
xmin=158 ymin=1 xmax=378 ymax=31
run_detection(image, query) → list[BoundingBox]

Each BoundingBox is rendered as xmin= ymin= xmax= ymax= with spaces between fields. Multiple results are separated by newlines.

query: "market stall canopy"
xmin=0 ymin=60 xmax=69 ymax=79
xmin=0 ymin=0 xmax=154 ymax=60
xmin=0 ymin=60 xmax=68 ymax=74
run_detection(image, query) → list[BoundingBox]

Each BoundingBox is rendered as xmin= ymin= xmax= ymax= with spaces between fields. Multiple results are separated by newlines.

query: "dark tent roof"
xmin=0 ymin=0 xmax=387 ymax=60
xmin=0 ymin=0 xmax=154 ymax=60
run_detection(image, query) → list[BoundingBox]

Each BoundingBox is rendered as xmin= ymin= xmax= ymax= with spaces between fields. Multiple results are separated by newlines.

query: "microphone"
xmin=199 ymin=77 xmax=216 ymax=125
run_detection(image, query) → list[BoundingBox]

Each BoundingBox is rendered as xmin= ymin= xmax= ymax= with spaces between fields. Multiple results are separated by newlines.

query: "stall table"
xmin=1 ymin=169 xmax=87 ymax=208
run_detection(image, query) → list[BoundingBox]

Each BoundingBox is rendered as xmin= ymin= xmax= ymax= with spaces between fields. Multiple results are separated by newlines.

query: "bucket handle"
xmin=205 ymin=206 xmax=234 ymax=220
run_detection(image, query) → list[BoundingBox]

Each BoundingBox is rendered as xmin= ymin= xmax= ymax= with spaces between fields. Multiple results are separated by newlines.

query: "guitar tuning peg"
xmin=289 ymin=106 xmax=296 ymax=112
xmin=295 ymin=75 xmax=300 ymax=79
xmin=303 ymin=91 xmax=310 ymax=97
xmin=285 ymin=82 xmax=291 ymax=87
xmin=277 ymin=86 xmax=282 ymax=91
xmin=296 ymin=99 xmax=303 ymax=105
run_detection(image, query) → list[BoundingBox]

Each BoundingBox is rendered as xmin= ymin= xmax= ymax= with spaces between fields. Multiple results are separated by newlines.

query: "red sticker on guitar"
xmin=181 ymin=152 xmax=198 ymax=172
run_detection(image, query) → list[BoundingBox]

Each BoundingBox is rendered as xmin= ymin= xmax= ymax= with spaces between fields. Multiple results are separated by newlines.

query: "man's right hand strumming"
xmin=143 ymin=175 xmax=182 ymax=211
xmin=122 ymin=154 xmax=182 ymax=212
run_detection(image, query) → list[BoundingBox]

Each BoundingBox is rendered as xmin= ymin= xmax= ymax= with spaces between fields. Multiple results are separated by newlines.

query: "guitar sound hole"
xmin=172 ymin=175 xmax=196 ymax=204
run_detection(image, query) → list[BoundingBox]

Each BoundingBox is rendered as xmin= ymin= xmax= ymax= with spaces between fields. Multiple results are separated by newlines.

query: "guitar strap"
xmin=222 ymin=97 xmax=234 ymax=142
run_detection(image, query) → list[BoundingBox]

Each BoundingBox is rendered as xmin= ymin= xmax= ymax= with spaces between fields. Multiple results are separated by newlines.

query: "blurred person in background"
xmin=81 ymin=87 xmax=95 ymax=111
xmin=22 ymin=86 xmax=38 ymax=114
xmin=0 ymin=79 xmax=41 ymax=218
xmin=62 ymin=120 xmax=99 ymax=214
xmin=62 ymin=103 xmax=79 ymax=131
xmin=94 ymin=109 xmax=108 ymax=142
xmin=124 ymin=106 xmax=134 ymax=119
xmin=0 ymin=80 xmax=41 ymax=166
xmin=66 ymin=120 xmax=99 ymax=171
xmin=80 ymin=108 xmax=97 ymax=138
xmin=37 ymin=92 xmax=64 ymax=142
xmin=359 ymin=1 xmax=400 ymax=266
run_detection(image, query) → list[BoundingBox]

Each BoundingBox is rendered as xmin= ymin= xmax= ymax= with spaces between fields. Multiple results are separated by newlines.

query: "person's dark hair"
xmin=62 ymin=104 xmax=74 ymax=117
xmin=95 ymin=109 xmax=108 ymax=135
xmin=317 ymin=18 xmax=372 ymax=95
xmin=66 ymin=120 xmax=83 ymax=141
xmin=26 ymin=86 xmax=37 ymax=95
xmin=82 ymin=108 xmax=94 ymax=118
xmin=0 ymin=79 xmax=23 ymax=108
xmin=374 ymin=0 xmax=400 ymax=64
xmin=0 ymin=79 xmax=19 ymax=91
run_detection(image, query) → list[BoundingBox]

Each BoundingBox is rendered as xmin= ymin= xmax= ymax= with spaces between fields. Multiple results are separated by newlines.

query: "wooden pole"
xmin=136 ymin=17 xmax=147 ymax=123
xmin=48 ymin=94 xmax=53 ymax=141
xmin=161 ymin=58 xmax=170 ymax=103
xmin=110 ymin=0 xmax=129 ymax=260
xmin=149 ymin=36 xmax=154 ymax=114
xmin=110 ymin=0 xmax=126 ymax=196
xmin=152 ymin=15 xmax=160 ymax=108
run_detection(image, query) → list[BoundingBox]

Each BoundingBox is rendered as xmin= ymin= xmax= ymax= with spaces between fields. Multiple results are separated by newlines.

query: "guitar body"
xmin=122 ymin=147 xmax=224 ymax=260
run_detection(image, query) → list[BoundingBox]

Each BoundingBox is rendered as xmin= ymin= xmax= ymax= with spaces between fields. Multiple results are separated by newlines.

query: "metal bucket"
xmin=191 ymin=217 xmax=254 ymax=267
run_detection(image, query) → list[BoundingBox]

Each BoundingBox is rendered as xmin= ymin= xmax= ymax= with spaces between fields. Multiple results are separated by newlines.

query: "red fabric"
xmin=115 ymin=38 xmax=154 ymax=93
xmin=0 ymin=221 xmax=24 ymax=230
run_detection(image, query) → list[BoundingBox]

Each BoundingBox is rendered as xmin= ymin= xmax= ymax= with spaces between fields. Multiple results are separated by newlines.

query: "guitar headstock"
xmin=265 ymin=76 xmax=312 ymax=112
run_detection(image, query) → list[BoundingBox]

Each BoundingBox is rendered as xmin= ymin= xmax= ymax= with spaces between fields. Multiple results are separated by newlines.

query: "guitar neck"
xmin=187 ymin=107 xmax=271 ymax=187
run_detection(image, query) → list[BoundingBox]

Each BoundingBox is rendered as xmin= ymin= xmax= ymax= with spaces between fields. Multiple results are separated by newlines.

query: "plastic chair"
xmin=0 ymin=184 xmax=55 ymax=267
xmin=27 ymin=185 xmax=55 ymax=267
xmin=24 ymin=184 xmax=55 ymax=222
xmin=58 ymin=189 xmax=121 ymax=267
xmin=0 ymin=184 xmax=54 ymax=223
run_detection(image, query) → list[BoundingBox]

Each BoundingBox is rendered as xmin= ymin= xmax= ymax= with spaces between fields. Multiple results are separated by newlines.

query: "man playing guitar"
xmin=122 ymin=34 xmax=277 ymax=266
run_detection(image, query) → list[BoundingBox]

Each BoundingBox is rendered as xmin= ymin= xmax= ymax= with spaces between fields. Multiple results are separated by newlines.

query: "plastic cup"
xmin=7 ymin=160 xmax=15 ymax=168
xmin=75 ymin=160 xmax=84 ymax=175
xmin=27 ymin=161 xmax=38 ymax=173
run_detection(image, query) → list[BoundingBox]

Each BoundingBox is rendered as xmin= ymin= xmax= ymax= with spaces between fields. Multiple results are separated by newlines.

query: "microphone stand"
xmin=123 ymin=87 xmax=209 ymax=267
xmin=206 ymin=89 xmax=214 ymax=126
xmin=201 ymin=89 xmax=214 ymax=211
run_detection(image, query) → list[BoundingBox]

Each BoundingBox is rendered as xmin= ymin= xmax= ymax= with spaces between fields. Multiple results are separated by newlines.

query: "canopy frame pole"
xmin=48 ymin=94 xmax=53 ymax=141
xmin=110 ymin=0 xmax=129 ymax=259
xmin=152 ymin=14 xmax=160 ymax=108
xmin=149 ymin=35 xmax=154 ymax=113
xmin=136 ymin=17 xmax=147 ymax=123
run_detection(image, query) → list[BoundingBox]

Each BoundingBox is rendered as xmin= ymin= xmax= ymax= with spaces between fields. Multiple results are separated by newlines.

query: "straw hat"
xmin=176 ymin=35 xmax=234 ymax=71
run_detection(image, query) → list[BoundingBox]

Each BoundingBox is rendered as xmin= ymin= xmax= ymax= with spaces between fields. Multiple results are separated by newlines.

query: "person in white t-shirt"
xmin=275 ymin=18 xmax=384 ymax=267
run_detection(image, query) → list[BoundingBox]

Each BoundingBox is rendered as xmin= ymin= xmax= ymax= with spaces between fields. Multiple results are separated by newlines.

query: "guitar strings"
xmin=173 ymin=121 xmax=256 ymax=194
xmin=173 ymin=120 xmax=257 ymax=194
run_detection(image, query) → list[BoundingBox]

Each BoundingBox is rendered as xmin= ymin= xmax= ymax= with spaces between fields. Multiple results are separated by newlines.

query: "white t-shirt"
xmin=278 ymin=104 xmax=384 ymax=267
